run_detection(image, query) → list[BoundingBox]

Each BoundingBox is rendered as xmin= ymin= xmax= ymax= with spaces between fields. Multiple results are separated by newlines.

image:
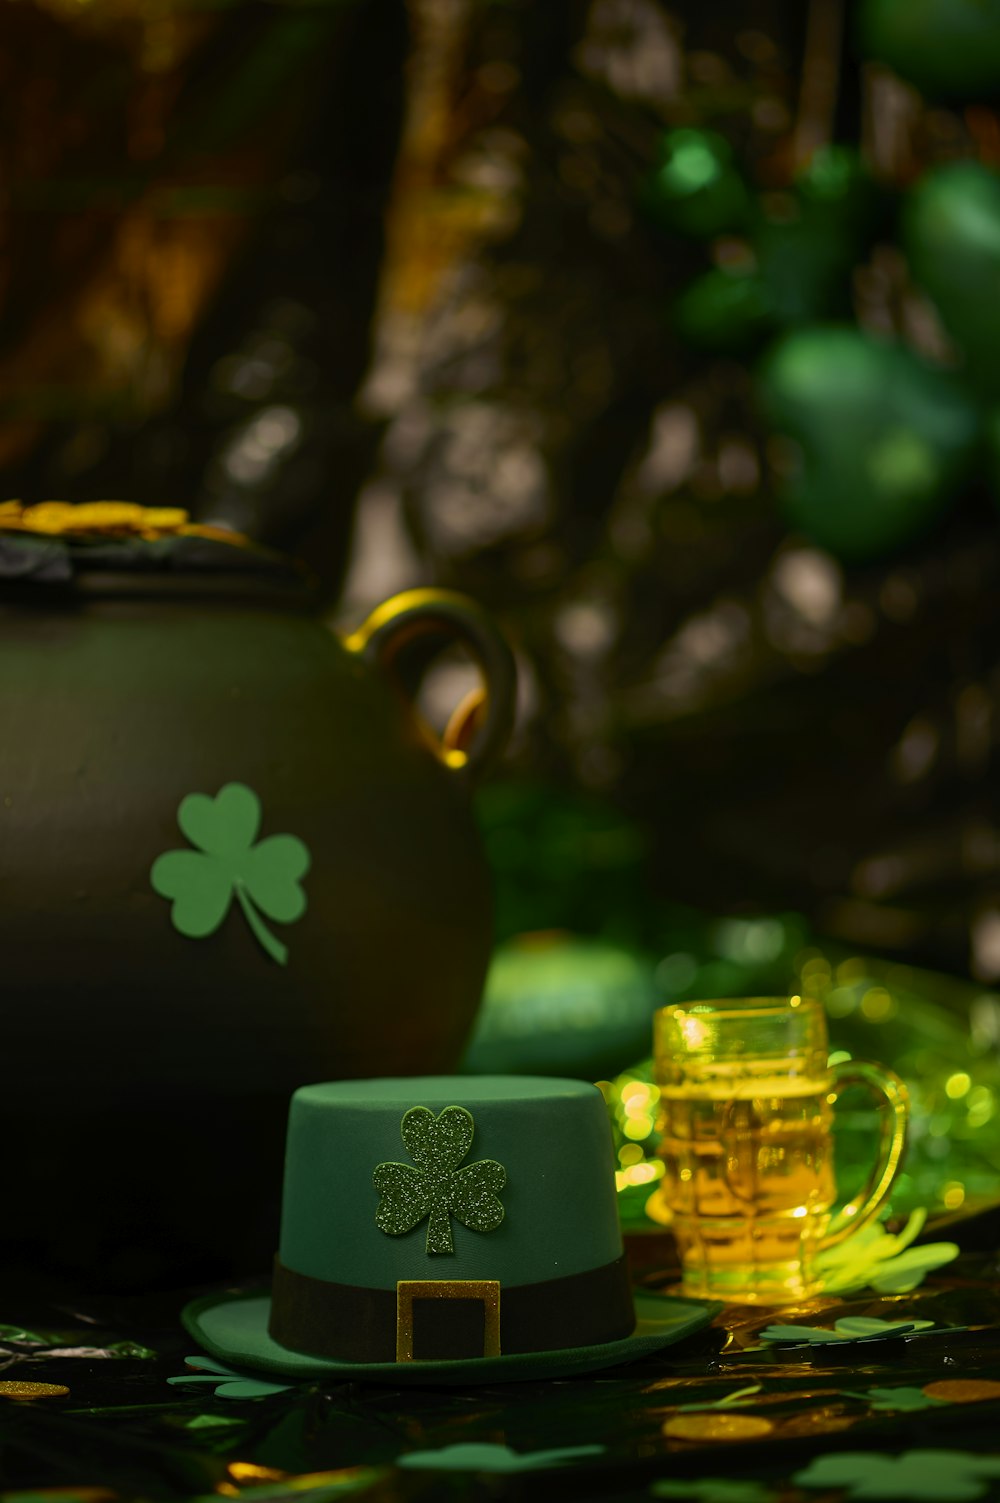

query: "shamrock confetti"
xmin=151 ymin=783 xmax=310 ymax=965
xmin=167 ymin=1356 xmax=297 ymax=1400
xmin=676 ymin=1384 xmax=763 ymax=1412
xmin=374 ymin=1105 xmax=506 ymax=1254
xmin=851 ymin=1387 xmax=949 ymax=1413
xmin=817 ymin=1209 xmax=959 ymax=1295
xmin=758 ymin=1317 xmax=935 ymax=1347
xmin=397 ymin=1442 xmax=605 ymax=1472
xmin=794 ymin=1449 xmax=1000 ymax=1501
xmin=651 ymin=1481 xmax=776 ymax=1503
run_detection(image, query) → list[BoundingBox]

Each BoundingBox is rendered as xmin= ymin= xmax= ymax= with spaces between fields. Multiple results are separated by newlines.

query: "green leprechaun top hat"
xmin=182 ymin=1076 xmax=718 ymax=1384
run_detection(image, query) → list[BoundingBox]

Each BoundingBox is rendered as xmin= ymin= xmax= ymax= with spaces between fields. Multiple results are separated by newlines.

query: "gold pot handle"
xmin=344 ymin=589 xmax=517 ymax=779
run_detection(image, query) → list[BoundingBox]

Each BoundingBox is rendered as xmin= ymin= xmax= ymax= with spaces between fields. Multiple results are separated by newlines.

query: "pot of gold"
xmin=0 ymin=503 xmax=516 ymax=1289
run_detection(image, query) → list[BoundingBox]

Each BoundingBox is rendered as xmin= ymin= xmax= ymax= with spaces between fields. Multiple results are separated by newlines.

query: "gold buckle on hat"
xmin=395 ymin=1280 xmax=501 ymax=1361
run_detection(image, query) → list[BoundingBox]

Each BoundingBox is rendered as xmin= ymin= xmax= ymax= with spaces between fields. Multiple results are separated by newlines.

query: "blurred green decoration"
xmin=475 ymin=782 xmax=649 ymax=945
xmin=755 ymin=148 xmax=880 ymax=326
xmin=652 ymin=1483 xmax=776 ymax=1503
xmin=987 ymin=409 xmax=1000 ymax=501
xmin=859 ymin=0 xmax=1000 ymax=102
xmin=397 ymin=1442 xmax=605 ymax=1473
xmin=674 ymin=148 xmax=880 ymax=353
xmin=904 ymin=161 xmax=1000 ymax=400
xmin=461 ymin=933 xmax=661 ymax=1079
xmin=464 ymin=899 xmax=807 ymax=1081
xmin=758 ymin=326 xmax=980 ymax=561
xmin=794 ymin=1449 xmax=1000 ymax=1502
xmin=674 ymin=267 xmax=773 ymax=354
xmin=641 ymin=128 xmax=749 ymax=240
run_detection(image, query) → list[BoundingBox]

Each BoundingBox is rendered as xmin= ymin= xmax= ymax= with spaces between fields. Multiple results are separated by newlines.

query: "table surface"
xmin=2 ymin=1231 xmax=1000 ymax=1503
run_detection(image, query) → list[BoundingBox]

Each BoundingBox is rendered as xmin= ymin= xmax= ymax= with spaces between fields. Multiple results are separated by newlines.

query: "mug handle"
xmin=821 ymin=1060 xmax=910 ymax=1249
xmin=343 ymin=588 xmax=517 ymax=779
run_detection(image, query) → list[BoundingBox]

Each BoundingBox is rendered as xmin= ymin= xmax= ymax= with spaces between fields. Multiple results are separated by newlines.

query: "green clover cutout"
xmin=795 ymin=1449 xmax=1000 ymax=1502
xmin=758 ymin=1317 xmax=936 ymax=1346
xmin=651 ymin=1482 xmax=776 ymax=1503
xmin=167 ymin=1355 xmax=296 ymax=1400
xmin=397 ymin=1442 xmax=604 ymax=1473
xmin=843 ymin=1387 xmax=949 ymax=1413
xmin=374 ymin=1105 xmax=506 ymax=1254
xmin=151 ymin=783 xmax=310 ymax=966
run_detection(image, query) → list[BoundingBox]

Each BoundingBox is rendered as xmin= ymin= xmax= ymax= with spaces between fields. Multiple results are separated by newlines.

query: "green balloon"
xmin=673 ymin=266 xmax=773 ymax=352
xmin=860 ymin=0 xmax=1000 ymax=101
xmin=641 ymin=128 xmax=749 ymax=240
xmin=759 ymin=326 xmax=980 ymax=561
xmin=756 ymin=147 xmax=880 ymax=325
xmin=674 ymin=148 xmax=881 ymax=349
xmin=904 ymin=160 xmax=1000 ymax=397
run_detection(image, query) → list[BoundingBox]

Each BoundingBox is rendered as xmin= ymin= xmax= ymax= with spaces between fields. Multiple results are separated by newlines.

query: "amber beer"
xmin=659 ymin=1070 xmax=837 ymax=1302
xmin=654 ymin=999 xmax=909 ymax=1304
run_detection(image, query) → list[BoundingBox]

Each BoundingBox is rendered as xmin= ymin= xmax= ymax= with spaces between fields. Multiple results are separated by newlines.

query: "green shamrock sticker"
xmin=374 ymin=1106 xmax=506 ymax=1254
xmin=151 ymin=783 xmax=310 ymax=966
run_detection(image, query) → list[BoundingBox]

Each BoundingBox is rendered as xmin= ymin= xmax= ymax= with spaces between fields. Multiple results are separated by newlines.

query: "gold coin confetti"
xmin=923 ymin=1379 xmax=1000 ymax=1404
xmin=663 ymin=1413 xmax=774 ymax=1442
xmin=0 ymin=1380 xmax=70 ymax=1399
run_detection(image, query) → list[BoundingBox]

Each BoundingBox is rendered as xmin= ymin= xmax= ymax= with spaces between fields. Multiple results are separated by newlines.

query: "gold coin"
xmin=0 ymin=1380 xmax=69 ymax=1399
xmin=923 ymin=1379 xmax=1000 ymax=1404
xmin=663 ymin=1413 xmax=774 ymax=1442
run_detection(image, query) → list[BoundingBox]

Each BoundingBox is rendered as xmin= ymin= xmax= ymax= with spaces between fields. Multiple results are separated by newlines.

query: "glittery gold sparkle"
xmin=395 ymin=1279 xmax=501 ymax=1361
xmin=0 ymin=1380 xmax=70 ymax=1400
xmin=663 ymin=1413 xmax=774 ymax=1441
xmin=374 ymin=1105 xmax=506 ymax=1254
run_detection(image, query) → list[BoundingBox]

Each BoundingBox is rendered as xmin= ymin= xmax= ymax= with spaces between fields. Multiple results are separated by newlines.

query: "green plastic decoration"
xmin=816 ymin=1208 xmax=959 ymax=1294
xmin=758 ymin=1317 xmax=935 ymax=1346
xmin=151 ymin=783 xmax=310 ymax=966
xmin=397 ymin=1442 xmax=605 ymax=1473
xmin=795 ymin=1450 xmax=1000 ymax=1502
xmin=373 ymin=1105 xmax=506 ymax=1255
xmin=167 ymin=1355 xmax=296 ymax=1400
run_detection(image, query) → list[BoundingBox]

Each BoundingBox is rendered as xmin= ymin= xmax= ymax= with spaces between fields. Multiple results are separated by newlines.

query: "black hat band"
xmin=268 ymin=1252 xmax=634 ymax=1363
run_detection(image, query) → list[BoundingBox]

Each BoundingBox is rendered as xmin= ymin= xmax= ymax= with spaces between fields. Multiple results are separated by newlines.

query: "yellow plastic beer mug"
xmin=653 ymin=996 xmax=909 ymax=1303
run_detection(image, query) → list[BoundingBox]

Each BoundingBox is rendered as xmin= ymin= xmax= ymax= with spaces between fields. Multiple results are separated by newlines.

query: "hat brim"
xmin=181 ymin=1288 xmax=720 ymax=1386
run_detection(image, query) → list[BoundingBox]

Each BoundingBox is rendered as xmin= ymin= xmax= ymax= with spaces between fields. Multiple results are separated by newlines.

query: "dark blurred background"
xmin=5 ymin=0 xmax=1000 ymax=987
